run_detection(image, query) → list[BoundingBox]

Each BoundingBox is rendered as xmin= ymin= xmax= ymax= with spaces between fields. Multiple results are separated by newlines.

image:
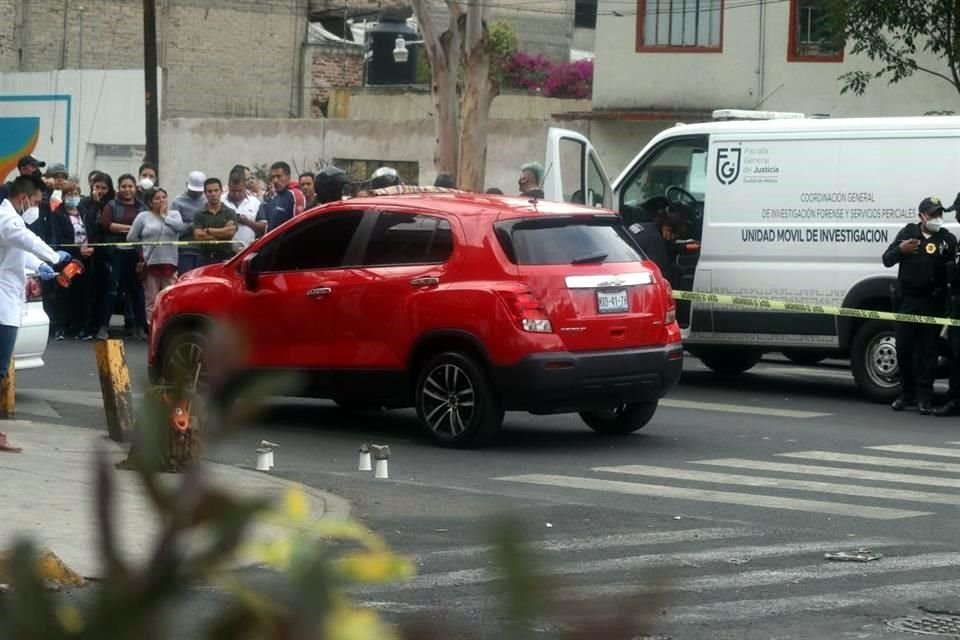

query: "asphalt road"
xmin=16 ymin=340 xmax=960 ymax=639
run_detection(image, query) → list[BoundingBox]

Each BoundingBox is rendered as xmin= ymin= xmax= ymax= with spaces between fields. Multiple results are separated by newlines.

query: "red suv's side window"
xmin=362 ymin=212 xmax=453 ymax=267
xmin=258 ymin=210 xmax=365 ymax=272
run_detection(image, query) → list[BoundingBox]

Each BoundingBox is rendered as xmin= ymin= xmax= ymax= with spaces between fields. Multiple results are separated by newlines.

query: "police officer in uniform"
xmin=882 ymin=197 xmax=957 ymax=414
xmin=936 ymin=197 xmax=960 ymax=416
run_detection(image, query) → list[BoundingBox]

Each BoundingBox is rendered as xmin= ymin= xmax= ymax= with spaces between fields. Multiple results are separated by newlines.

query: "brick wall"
xmin=4 ymin=0 xmax=308 ymax=118
xmin=310 ymin=43 xmax=363 ymax=117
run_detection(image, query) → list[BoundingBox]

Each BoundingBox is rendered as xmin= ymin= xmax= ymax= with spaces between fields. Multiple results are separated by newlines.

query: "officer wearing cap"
xmin=0 ymin=155 xmax=46 ymax=203
xmin=882 ymin=197 xmax=957 ymax=414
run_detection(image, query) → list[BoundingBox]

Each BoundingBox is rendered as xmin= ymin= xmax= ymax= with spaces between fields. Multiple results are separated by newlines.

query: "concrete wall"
xmin=593 ymin=0 xmax=960 ymax=116
xmin=589 ymin=120 xmax=674 ymax=178
xmin=159 ymin=117 xmax=589 ymax=195
xmin=341 ymin=91 xmax=590 ymax=121
xmin=0 ymin=69 xmax=153 ymax=183
xmin=4 ymin=0 xmax=308 ymax=119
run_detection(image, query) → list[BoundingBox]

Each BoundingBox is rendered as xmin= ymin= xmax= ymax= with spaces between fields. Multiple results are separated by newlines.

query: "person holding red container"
xmin=49 ymin=180 xmax=95 ymax=340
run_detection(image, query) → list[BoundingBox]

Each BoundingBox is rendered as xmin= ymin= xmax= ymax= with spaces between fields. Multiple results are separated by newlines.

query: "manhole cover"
xmin=887 ymin=615 xmax=960 ymax=637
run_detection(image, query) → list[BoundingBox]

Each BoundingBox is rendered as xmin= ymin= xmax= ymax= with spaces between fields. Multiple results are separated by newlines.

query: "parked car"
xmin=148 ymin=193 xmax=683 ymax=447
xmin=15 ymin=273 xmax=49 ymax=370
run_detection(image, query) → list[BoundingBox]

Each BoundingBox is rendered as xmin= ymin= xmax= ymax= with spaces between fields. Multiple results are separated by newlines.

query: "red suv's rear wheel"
xmin=579 ymin=401 xmax=658 ymax=435
xmin=415 ymin=352 xmax=504 ymax=447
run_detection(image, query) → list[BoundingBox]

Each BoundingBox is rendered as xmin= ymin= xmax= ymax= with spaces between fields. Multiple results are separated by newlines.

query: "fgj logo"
xmin=715 ymin=147 xmax=742 ymax=185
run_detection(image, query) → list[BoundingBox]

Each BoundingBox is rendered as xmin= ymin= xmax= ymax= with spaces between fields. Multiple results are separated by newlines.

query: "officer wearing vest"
xmin=882 ymin=197 xmax=957 ymax=414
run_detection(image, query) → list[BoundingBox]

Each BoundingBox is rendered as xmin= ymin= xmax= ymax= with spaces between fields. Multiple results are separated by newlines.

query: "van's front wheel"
xmin=851 ymin=320 xmax=901 ymax=404
xmin=694 ymin=348 xmax=763 ymax=375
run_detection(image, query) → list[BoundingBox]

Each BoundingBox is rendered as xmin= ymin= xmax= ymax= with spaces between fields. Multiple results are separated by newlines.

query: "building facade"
xmin=588 ymin=0 xmax=960 ymax=174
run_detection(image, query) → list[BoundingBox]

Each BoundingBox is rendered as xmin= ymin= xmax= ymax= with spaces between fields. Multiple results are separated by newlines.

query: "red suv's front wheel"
xmin=415 ymin=352 xmax=504 ymax=447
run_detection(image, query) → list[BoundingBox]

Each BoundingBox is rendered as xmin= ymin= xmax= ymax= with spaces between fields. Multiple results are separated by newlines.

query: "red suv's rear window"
xmin=496 ymin=216 xmax=645 ymax=265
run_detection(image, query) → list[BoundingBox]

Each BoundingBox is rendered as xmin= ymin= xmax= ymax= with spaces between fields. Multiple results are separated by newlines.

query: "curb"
xmin=0 ymin=548 xmax=87 ymax=589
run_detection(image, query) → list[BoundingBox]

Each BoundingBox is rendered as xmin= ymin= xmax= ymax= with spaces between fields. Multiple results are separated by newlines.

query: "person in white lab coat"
xmin=0 ymin=176 xmax=71 ymax=452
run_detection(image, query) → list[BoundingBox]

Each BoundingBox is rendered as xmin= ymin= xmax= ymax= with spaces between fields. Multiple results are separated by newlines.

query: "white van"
xmin=545 ymin=116 xmax=960 ymax=403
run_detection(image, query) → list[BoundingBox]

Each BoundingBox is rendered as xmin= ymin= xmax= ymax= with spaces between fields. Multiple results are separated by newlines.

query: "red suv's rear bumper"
xmin=493 ymin=344 xmax=683 ymax=414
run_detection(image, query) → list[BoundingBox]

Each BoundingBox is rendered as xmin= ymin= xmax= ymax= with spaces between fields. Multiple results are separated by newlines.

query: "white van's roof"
xmin=612 ymin=115 xmax=960 ymax=189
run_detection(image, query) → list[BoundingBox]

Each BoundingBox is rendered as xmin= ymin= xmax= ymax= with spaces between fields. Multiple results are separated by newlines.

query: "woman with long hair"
xmin=81 ymin=172 xmax=115 ymax=339
xmin=127 ymin=188 xmax=184 ymax=322
xmin=97 ymin=174 xmax=146 ymax=340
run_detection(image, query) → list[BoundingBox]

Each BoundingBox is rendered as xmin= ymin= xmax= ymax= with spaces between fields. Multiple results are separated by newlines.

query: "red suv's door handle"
xmin=306 ymin=287 xmax=332 ymax=298
xmin=410 ymin=276 xmax=440 ymax=288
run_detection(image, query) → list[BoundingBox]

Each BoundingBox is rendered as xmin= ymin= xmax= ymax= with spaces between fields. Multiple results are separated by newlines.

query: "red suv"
xmin=148 ymin=193 xmax=682 ymax=446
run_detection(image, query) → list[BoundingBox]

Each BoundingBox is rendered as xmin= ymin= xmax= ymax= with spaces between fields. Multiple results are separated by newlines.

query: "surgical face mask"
xmin=65 ymin=196 xmax=81 ymax=208
xmin=926 ymin=216 xmax=944 ymax=233
xmin=140 ymin=177 xmax=155 ymax=191
xmin=22 ymin=206 xmax=40 ymax=226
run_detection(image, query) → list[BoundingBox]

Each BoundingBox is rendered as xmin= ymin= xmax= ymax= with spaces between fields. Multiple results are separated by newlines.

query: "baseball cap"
xmin=17 ymin=155 xmax=45 ymax=170
xmin=186 ymin=170 xmax=206 ymax=192
xmin=919 ymin=197 xmax=944 ymax=215
xmin=46 ymin=163 xmax=68 ymax=177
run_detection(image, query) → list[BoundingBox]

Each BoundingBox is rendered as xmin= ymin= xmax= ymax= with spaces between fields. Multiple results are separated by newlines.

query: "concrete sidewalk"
xmin=0 ymin=420 xmax=350 ymax=580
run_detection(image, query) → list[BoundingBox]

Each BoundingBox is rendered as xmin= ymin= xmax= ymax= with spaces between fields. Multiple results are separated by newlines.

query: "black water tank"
xmin=366 ymin=17 xmax=419 ymax=85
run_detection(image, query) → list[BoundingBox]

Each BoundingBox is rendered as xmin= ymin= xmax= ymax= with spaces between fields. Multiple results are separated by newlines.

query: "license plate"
xmin=597 ymin=288 xmax=629 ymax=314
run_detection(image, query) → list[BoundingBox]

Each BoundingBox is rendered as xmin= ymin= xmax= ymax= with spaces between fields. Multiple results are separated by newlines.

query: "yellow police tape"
xmin=672 ymin=290 xmax=960 ymax=328
xmin=55 ymin=240 xmax=236 ymax=248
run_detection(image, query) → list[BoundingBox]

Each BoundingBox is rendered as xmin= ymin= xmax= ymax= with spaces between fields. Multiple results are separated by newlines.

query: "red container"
xmin=56 ymin=259 xmax=84 ymax=288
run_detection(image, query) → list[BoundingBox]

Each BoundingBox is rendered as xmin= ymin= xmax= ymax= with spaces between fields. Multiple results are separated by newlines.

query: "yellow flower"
xmin=56 ymin=606 xmax=84 ymax=634
xmin=324 ymin=605 xmax=398 ymax=640
xmin=335 ymin=551 xmax=415 ymax=584
xmin=282 ymin=486 xmax=310 ymax=524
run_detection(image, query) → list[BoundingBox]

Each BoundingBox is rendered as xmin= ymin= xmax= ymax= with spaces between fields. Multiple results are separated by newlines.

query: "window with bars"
xmin=789 ymin=0 xmax=843 ymax=61
xmin=637 ymin=0 xmax=722 ymax=51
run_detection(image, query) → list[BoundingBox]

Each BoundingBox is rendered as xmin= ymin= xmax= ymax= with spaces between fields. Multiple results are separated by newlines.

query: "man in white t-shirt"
xmin=223 ymin=171 xmax=261 ymax=250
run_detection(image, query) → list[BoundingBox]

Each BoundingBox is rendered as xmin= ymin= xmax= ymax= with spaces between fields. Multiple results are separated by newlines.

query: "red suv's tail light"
xmin=662 ymin=279 xmax=677 ymax=325
xmin=25 ymin=276 xmax=42 ymax=302
xmin=496 ymin=287 xmax=554 ymax=333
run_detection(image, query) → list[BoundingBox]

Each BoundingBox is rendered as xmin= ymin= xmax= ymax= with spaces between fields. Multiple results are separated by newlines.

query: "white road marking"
xmin=593 ymin=465 xmax=960 ymax=505
xmin=368 ymin=551 xmax=960 ymax=614
xmin=660 ymin=399 xmax=830 ymax=419
xmin=495 ymin=474 xmax=930 ymax=520
xmin=416 ymin=527 xmax=761 ymax=562
xmin=781 ymin=451 xmax=960 ymax=474
xmin=867 ymin=444 xmax=960 ymax=459
xmin=361 ymin=537 xmax=902 ymax=592
xmin=666 ymin=579 xmax=960 ymax=624
xmin=760 ymin=367 xmax=854 ymax=380
xmin=693 ymin=458 xmax=960 ymax=489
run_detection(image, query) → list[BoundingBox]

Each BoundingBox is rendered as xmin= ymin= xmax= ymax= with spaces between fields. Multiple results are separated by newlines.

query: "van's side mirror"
xmin=240 ymin=252 xmax=260 ymax=291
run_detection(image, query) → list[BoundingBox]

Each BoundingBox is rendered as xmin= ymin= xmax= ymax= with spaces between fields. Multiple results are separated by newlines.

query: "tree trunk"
xmin=457 ymin=3 xmax=494 ymax=193
xmin=411 ymin=0 xmax=462 ymax=180
xmin=433 ymin=34 xmax=460 ymax=178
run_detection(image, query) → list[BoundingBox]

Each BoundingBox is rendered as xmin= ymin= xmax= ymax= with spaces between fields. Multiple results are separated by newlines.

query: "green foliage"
xmin=489 ymin=21 xmax=518 ymax=69
xmin=823 ymin=0 xmax=960 ymax=97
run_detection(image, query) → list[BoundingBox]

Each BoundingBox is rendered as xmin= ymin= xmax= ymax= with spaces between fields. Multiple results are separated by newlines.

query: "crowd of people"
xmin=0 ymin=154 xmax=548 ymax=345
xmin=0 ymin=156 xmax=361 ymax=342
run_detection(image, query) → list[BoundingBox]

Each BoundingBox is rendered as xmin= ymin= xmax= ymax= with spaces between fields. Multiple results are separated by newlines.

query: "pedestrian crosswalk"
xmin=496 ymin=440 xmax=960 ymax=521
xmin=354 ymin=523 xmax=960 ymax=633
xmin=353 ymin=440 xmax=960 ymax=633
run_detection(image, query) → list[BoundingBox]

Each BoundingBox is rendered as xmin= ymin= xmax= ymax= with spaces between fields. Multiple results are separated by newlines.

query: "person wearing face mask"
xmin=97 ymin=174 xmax=147 ymax=341
xmin=883 ymin=197 xmax=958 ymax=414
xmin=49 ymin=181 xmax=95 ymax=340
xmin=0 ymin=177 xmax=72 ymax=450
xmin=137 ymin=162 xmax=158 ymax=198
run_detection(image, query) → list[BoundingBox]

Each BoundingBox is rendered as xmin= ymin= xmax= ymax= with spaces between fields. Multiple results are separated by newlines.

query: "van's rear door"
xmin=544 ymin=128 xmax=613 ymax=209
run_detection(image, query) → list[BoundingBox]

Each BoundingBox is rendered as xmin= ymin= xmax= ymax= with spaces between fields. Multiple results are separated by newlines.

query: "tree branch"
xmin=913 ymin=64 xmax=960 ymax=86
xmin=411 ymin=0 xmax=444 ymax=66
